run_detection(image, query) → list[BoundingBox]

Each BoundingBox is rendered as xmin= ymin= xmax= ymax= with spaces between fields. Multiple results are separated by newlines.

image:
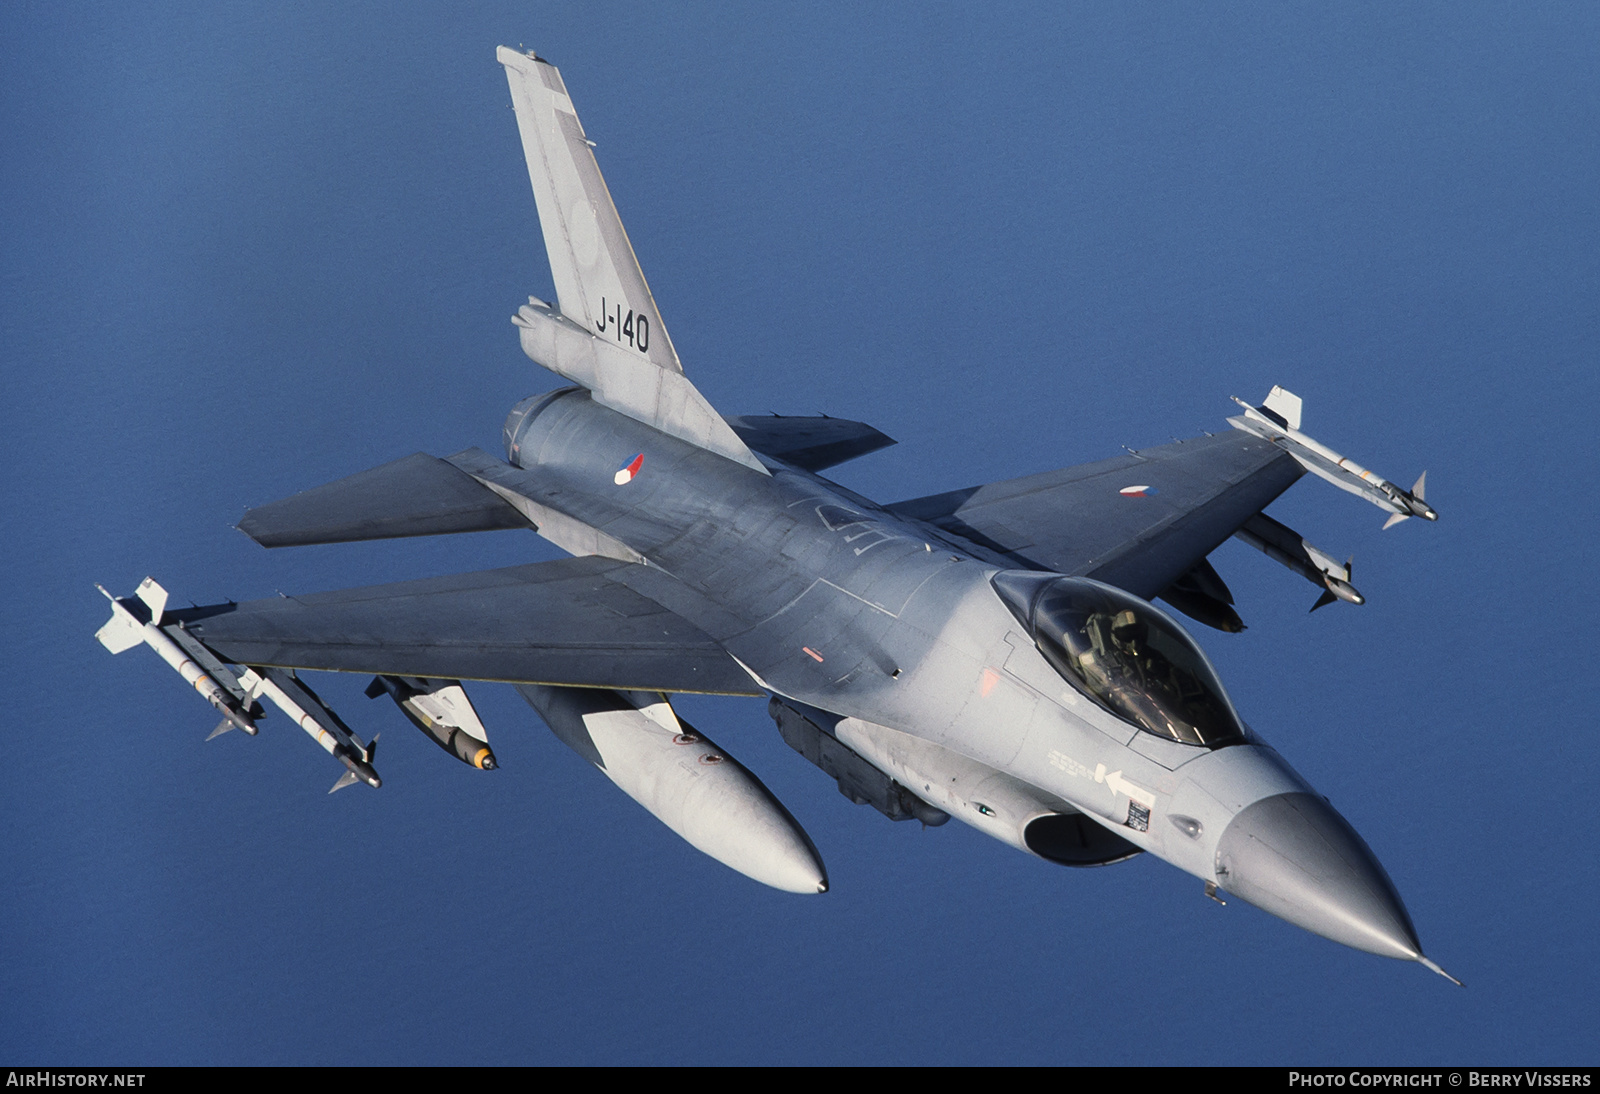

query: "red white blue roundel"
xmin=1119 ymin=484 xmax=1158 ymax=497
xmin=614 ymin=453 xmax=644 ymax=485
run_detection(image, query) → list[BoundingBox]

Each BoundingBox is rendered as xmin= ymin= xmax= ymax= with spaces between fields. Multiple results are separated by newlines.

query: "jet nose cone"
xmin=1216 ymin=792 xmax=1421 ymax=959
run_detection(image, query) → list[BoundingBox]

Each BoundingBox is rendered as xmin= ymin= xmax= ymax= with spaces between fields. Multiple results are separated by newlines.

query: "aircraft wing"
xmin=173 ymin=556 xmax=762 ymax=696
xmin=887 ymin=431 xmax=1302 ymax=600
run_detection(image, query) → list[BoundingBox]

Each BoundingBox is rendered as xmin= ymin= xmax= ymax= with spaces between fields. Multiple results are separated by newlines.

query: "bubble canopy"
xmin=991 ymin=573 xmax=1247 ymax=748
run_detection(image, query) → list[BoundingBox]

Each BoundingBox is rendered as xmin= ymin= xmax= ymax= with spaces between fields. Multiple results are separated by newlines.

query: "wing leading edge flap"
xmin=888 ymin=431 xmax=1303 ymax=600
xmin=238 ymin=452 xmax=532 ymax=548
xmin=175 ymin=556 xmax=761 ymax=696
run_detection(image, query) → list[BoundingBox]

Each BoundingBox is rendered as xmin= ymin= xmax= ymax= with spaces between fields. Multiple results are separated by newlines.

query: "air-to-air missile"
xmin=96 ymin=579 xmax=260 ymax=738
xmin=235 ymin=666 xmax=382 ymax=793
xmin=1233 ymin=512 xmax=1365 ymax=612
xmin=97 ymin=577 xmax=382 ymax=792
xmin=1230 ymin=387 xmax=1436 ymax=528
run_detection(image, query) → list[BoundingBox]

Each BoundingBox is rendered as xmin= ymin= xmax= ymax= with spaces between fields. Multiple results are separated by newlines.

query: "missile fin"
xmin=1263 ymin=385 xmax=1303 ymax=430
xmin=95 ymin=602 xmax=144 ymax=653
xmin=329 ymin=770 xmax=361 ymax=794
xmin=206 ymin=718 xmax=234 ymax=741
xmin=135 ymin=578 xmax=169 ymax=624
xmin=1383 ymin=512 xmax=1410 ymax=530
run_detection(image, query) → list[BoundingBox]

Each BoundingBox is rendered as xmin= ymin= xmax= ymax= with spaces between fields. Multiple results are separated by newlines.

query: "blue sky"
xmin=4 ymin=2 xmax=1597 ymax=1064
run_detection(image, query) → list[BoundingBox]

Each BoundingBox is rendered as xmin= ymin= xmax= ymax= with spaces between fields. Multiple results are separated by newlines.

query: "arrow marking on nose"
xmin=1095 ymin=764 xmax=1157 ymax=808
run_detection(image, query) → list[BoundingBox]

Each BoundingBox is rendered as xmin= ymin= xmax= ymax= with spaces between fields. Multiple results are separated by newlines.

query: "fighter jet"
xmin=96 ymin=47 xmax=1453 ymax=980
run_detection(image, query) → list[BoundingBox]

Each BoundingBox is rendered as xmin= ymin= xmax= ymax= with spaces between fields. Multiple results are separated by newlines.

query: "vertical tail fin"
xmin=498 ymin=47 xmax=766 ymax=475
xmin=499 ymin=46 xmax=680 ymax=374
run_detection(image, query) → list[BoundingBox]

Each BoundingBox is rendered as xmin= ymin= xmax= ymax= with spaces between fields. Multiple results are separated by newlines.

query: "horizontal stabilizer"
xmin=174 ymin=556 xmax=762 ymax=696
xmin=238 ymin=452 xmax=532 ymax=548
xmin=444 ymin=446 xmax=644 ymax=562
xmin=725 ymin=415 xmax=896 ymax=473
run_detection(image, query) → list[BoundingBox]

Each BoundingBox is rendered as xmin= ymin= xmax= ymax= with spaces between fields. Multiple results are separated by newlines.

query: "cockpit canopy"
xmin=993 ymin=573 xmax=1246 ymax=748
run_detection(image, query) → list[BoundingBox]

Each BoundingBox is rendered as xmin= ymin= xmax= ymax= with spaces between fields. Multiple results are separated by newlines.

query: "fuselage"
xmin=503 ymin=385 xmax=1424 ymax=961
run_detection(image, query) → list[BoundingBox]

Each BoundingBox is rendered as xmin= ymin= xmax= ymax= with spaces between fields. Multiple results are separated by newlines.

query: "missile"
xmin=366 ymin=675 xmax=497 ymax=769
xmin=96 ymin=579 xmax=259 ymax=736
xmin=520 ymin=684 xmax=828 ymax=894
xmin=1383 ymin=470 xmax=1436 ymax=529
xmin=326 ymin=746 xmax=382 ymax=793
xmin=1314 ymin=569 xmax=1364 ymax=608
xmin=1233 ymin=513 xmax=1365 ymax=611
xmin=237 ymin=666 xmax=381 ymax=791
xmin=1228 ymin=389 xmax=1436 ymax=527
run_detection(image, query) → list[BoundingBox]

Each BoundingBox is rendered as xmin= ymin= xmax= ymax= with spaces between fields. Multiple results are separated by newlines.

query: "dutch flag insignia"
xmin=614 ymin=453 xmax=645 ymax=485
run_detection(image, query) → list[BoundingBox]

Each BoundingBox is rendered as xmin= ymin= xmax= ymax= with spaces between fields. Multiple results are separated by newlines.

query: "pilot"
xmin=1106 ymin=609 xmax=1186 ymax=722
xmin=1109 ymin=609 xmax=1146 ymax=652
xmin=1109 ymin=609 xmax=1166 ymax=686
xmin=1079 ymin=610 xmax=1151 ymax=698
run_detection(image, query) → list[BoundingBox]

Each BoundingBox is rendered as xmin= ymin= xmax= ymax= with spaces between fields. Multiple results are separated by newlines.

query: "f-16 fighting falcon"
xmin=97 ymin=47 xmax=1453 ymax=980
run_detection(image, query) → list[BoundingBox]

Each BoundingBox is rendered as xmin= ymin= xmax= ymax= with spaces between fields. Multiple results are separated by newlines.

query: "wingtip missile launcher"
xmin=96 ymin=578 xmax=511 ymax=793
xmin=1229 ymin=386 xmax=1437 ymax=528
